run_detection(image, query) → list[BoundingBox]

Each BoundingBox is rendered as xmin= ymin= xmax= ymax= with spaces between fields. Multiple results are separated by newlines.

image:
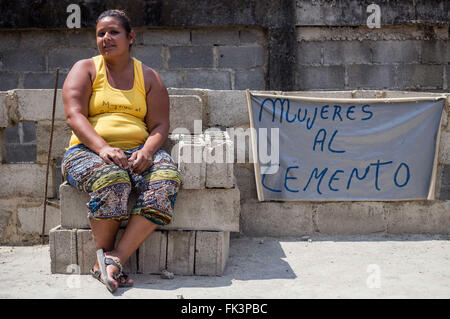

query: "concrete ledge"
xmin=240 ymin=198 xmax=450 ymax=236
xmin=59 ymin=182 xmax=240 ymax=232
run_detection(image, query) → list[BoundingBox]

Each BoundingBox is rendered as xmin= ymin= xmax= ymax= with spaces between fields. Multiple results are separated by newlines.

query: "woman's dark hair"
xmin=97 ymin=9 xmax=133 ymax=49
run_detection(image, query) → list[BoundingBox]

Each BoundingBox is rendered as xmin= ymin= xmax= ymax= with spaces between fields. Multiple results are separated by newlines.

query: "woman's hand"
xmin=128 ymin=149 xmax=153 ymax=174
xmin=98 ymin=145 xmax=129 ymax=169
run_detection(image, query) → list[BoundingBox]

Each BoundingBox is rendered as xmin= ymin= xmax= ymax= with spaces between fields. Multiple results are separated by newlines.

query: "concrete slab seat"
xmin=50 ymin=132 xmax=239 ymax=276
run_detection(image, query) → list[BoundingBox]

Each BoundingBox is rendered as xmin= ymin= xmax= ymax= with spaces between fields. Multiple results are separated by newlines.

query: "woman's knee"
xmin=88 ymin=182 xmax=132 ymax=221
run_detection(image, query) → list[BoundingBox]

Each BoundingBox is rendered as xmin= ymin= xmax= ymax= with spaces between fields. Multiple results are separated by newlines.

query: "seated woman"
xmin=61 ymin=9 xmax=181 ymax=293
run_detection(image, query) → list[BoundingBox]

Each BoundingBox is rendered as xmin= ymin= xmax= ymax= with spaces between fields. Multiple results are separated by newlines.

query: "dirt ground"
xmin=1 ymin=234 xmax=450 ymax=299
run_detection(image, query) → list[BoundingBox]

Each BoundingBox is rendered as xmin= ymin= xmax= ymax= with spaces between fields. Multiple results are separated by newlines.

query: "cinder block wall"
xmin=1 ymin=89 xmax=450 ymax=244
xmin=295 ymin=26 xmax=449 ymax=91
xmin=1 ymin=0 xmax=450 ymax=243
xmin=0 ymin=27 xmax=267 ymax=91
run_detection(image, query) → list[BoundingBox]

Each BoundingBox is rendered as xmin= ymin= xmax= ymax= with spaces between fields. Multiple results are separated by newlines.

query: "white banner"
xmin=247 ymin=91 xmax=446 ymax=201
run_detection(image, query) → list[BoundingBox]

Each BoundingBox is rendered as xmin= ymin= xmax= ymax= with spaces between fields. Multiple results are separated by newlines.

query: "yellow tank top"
xmin=68 ymin=55 xmax=149 ymax=150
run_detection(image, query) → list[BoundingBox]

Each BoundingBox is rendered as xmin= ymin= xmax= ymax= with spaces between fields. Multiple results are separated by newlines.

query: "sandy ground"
xmin=1 ymin=234 xmax=450 ymax=299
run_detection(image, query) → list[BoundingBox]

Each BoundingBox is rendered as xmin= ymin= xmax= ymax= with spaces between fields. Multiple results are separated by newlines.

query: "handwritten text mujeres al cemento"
xmin=257 ymin=98 xmax=411 ymax=196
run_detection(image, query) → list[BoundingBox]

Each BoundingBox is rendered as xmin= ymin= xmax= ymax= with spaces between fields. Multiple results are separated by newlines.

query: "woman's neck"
xmin=103 ymin=54 xmax=132 ymax=73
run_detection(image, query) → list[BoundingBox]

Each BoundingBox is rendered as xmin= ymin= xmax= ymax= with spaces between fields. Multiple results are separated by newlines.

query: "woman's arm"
xmin=63 ymin=59 xmax=129 ymax=169
xmin=128 ymin=67 xmax=170 ymax=174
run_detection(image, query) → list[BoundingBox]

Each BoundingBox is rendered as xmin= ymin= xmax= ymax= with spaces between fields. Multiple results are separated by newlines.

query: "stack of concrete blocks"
xmin=49 ymin=94 xmax=240 ymax=277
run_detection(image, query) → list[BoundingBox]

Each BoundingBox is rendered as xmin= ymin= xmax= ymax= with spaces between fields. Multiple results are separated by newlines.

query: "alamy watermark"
xmin=366 ymin=4 xmax=381 ymax=29
xmin=171 ymin=120 xmax=280 ymax=175
xmin=66 ymin=4 xmax=81 ymax=29
xmin=366 ymin=264 xmax=381 ymax=288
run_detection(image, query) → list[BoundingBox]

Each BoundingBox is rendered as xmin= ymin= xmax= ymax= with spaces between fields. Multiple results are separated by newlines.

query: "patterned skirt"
xmin=61 ymin=144 xmax=182 ymax=226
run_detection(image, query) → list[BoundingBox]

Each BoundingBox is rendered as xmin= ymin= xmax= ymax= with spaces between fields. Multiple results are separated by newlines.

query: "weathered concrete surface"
xmin=195 ymin=231 xmax=230 ymax=276
xmin=0 ymin=164 xmax=55 ymax=198
xmin=2 ymin=234 xmax=450 ymax=299
xmin=166 ymin=230 xmax=195 ymax=276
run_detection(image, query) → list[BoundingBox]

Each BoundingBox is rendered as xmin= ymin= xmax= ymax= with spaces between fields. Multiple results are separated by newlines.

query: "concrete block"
xmin=195 ymin=231 xmax=229 ymax=276
xmin=385 ymin=201 xmax=450 ymax=234
xmin=67 ymin=30 xmax=97 ymax=48
xmin=421 ymin=41 xmax=448 ymax=64
xmin=0 ymin=31 xmax=20 ymax=50
xmin=439 ymin=131 xmax=450 ymax=164
xmin=239 ymin=28 xmax=265 ymax=45
xmin=297 ymin=41 xmax=322 ymax=65
xmin=169 ymin=95 xmax=203 ymax=134
xmin=23 ymin=72 xmax=67 ymax=89
xmin=185 ymin=70 xmax=232 ymax=90
xmin=4 ymin=144 xmax=36 ymax=163
xmin=0 ymin=208 xmax=12 ymax=242
xmin=372 ymin=41 xmax=421 ymax=64
xmin=206 ymin=90 xmax=248 ymax=127
xmin=138 ymin=230 xmax=167 ymax=274
xmin=166 ymin=230 xmax=195 ymax=275
xmin=36 ymin=120 xmax=72 ymax=163
xmin=49 ymin=225 xmax=77 ymax=274
xmin=15 ymin=89 xmax=65 ymax=122
xmin=48 ymin=47 xmax=98 ymax=70
xmin=176 ymin=134 xmax=206 ymax=189
xmin=59 ymin=182 xmax=240 ymax=232
xmin=0 ymin=164 xmax=55 ymax=198
xmin=322 ymin=41 xmax=372 ymax=65
xmin=204 ymin=130 xmax=234 ymax=188
xmin=0 ymin=93 xmax=7 ymax=127
xmin=347 ymin=65 xmax=396 ymax=89
xmin=0 ymin=73 xmax=19 ymax=91
xmin=396 ymin=64 xmax=443 ymax=89
xmin=59 ymin=183 xmax=89 ymax=229
xmin=296 ymin=66 xmax=345 ymax=90
xmin=166 ymin=187 xmax=240 ymax=232
xmin=76 ymin=229 xmax=96 ymax=275
xmin=133 ymin=46 xmax=163 ymax=70
xmin=0 ymin=50 xmax=45 ymax=72
xmin=191 ymin=29 xmax=239 ymax=46
xmin=217 ymin=46 xmax=265 ymax=68
xmin=20 ymin=30 xmax=68 ymax=49
xmin=235 ymin=68 xmax=265 ymax=90
xmin=17 ymin=204 xmax=60 ymax=235
xmin=143 ymin=30 xmax=191 ymax=45
xmin=240 ymin=199 xmax=314 ymax=237
xmin=169 ymin=46 xmax=213 ymax=69
xmin=159 ymin=71 xmax=185 ymax=89
xmin=314 ymin=202 xmax=386 ymax=235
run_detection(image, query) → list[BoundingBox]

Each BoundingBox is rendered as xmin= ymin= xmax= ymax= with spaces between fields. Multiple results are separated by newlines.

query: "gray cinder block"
xmin=204 ymin=130 xmax=234 ymax=188
xmin=195 ymin=231 xmax=230 ymax=276
xmin=177 ymin=134 xmax=206 ymax=189
xmin=76 ymin=229 xmax=96 ymax=275
xmin=166 ymin=230 xmax=195 ymax=275
xmin=59 ymin=182 xmax=240 ymax=232
xmin=49 ymin=225 xmax=77 ymax=274
xmin=169 ymin=95 xmax=203 ymax=134
xmin=138 ymin=230 xmax=167 ymax=274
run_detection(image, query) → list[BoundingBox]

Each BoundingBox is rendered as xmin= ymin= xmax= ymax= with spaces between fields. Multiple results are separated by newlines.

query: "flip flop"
xmin=90 ymin=268 xmax=133 ymax=288
xmin=96 ymin=249 xmax=119 ymax=293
